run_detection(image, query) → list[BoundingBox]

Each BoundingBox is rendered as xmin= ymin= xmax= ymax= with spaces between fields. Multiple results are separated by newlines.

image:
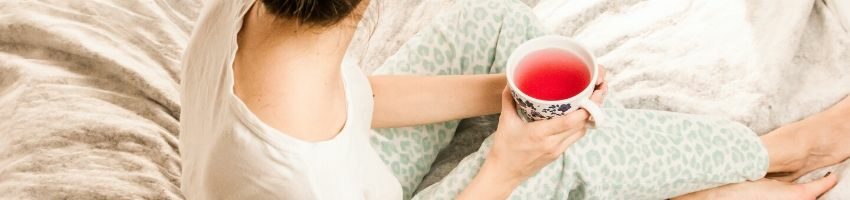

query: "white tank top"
xmin=179 ymin=0 xmax=402 ymax=199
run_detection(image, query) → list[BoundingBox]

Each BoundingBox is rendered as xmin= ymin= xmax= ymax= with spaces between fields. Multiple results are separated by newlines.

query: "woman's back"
xmin=179 ymin=0 xmax=401 ymax=199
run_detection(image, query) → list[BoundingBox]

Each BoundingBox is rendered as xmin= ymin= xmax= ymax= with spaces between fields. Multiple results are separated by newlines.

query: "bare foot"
xmin=764 ymin=96 xmax=850 ymax=181
xmin=673 ymin=174 xmax=838 ymax=200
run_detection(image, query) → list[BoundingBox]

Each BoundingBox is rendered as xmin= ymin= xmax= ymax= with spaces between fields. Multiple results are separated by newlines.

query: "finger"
xmin=563 ymin=107 xmax=591 ymax=126
xmin=545 ymin=129 xmax=577 ymax=145
xmin=542 ymin=128 xmax=585 ymax=159
xmin=590 ymin=82 xmax=607 ymax=105
xmin=527 ymin=115 xmax=575 ymax=136
xmin=553 ymin=128 xmax=587 ymax=155
xmin=596 ymin=65 xmax=607 ymax=85
xmin=799 ymin=173 xmax=838 ymax=197
xmin=594 ymin=79 xmax=608 ymax=92
xmin=545 ymin=126 xmax=585 ymax=146
xmin=529 ymin=110 xmax=589 ymax=136
xmin=499 ymin=87 xmax=521 ymax=123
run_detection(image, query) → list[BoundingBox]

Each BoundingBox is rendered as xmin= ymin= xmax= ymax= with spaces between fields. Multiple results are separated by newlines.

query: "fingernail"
xmin=824 ymin=172 xmax=832 ymax=177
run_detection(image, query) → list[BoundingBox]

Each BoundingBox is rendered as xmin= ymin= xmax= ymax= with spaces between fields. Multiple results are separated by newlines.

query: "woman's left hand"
xmin=590 ymin=65 xmax=608 ymax=106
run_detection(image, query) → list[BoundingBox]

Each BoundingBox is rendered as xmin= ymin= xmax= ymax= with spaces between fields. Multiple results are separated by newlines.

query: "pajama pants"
xmin=368 ymin=0 xmax=769 ymax=199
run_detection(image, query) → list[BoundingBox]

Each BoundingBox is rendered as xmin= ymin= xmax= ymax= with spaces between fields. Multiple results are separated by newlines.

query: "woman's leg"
xmin=414 ymin=109 xmax=770 ymax=199
xmin=676 ymin=96 xmax=850 ymax=199
xmin=674 ymin=175 xmax=838 ymax=200
xmin=369 ymin=0 xmax=546 ymax=198
xmin=759 ymin=96 xmax=850 ymax=181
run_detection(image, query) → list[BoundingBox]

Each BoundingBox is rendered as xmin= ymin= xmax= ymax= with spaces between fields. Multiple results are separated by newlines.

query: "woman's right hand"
xmin=487 ymin=87 xmax=592 ymax=182
xmin=458 ymin=87 xmax=593 ymax=199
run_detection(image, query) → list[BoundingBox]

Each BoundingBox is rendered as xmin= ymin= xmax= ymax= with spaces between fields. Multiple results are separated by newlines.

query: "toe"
xmin=798 ymin=173 xmax=838 ymax=199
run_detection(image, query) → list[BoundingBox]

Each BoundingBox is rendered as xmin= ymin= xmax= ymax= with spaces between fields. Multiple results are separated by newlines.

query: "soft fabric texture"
xmin=0 ymin=0 xmax=198 ymax=199
xmin=0 ymin=0 xmax=847 ymax=199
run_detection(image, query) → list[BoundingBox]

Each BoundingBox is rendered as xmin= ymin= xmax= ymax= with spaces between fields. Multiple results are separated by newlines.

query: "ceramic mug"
xmin=506 ymin=35 xmax=605 ymax=126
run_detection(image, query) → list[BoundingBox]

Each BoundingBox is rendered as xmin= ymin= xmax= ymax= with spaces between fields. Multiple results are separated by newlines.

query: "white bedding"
xmin=0 ymin=0 xmax=847 ymax=199
xmin=534 ymin=0 xmax=850 ymax=198
xmin=0 ymin=0 xmax=198 ymax=198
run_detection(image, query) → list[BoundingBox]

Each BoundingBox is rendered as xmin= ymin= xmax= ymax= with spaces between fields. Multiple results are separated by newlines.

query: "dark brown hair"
xmin=261 ymin=0 xmax=364 ymax=26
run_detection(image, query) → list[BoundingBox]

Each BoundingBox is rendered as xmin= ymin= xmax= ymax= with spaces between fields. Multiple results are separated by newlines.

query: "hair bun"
xmin=262 ymin=0 xmax=363 ymax=26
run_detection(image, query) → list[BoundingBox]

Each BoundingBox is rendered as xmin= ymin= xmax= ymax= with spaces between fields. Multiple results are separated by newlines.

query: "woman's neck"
xmin=235 ymin=2 xmax=357 ymax=78
xmin=230 ymin=2 xmax=363 ymax=141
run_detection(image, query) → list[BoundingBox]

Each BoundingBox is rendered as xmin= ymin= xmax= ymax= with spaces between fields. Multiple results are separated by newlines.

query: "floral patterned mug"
xmin=506 ymin=35 xmax=605 ymax=126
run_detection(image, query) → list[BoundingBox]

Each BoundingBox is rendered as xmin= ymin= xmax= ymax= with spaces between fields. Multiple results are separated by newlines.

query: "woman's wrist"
xmin=458 ymin=159 xmax=524 ymax=199
xmin=481 ymin=152 xmax=525 ymax=184
xmin=490 ymin=74 xmax=508 ymax=106
xmin=478 ymin=74 xmax=508 ymax=115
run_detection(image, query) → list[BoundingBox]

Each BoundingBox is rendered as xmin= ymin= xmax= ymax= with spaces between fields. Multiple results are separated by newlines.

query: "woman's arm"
xmin=369 ymin=74 xmax=505 ymax=128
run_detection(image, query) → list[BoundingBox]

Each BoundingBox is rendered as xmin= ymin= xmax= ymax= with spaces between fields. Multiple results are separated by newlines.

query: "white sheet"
xmin=0 ymin=0 xmax=199 ymax=198
xmin=534 ymin=0 xmax=850 ymax=197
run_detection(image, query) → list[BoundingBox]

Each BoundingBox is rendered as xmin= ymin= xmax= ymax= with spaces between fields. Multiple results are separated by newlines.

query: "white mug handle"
xmin=579 ymin=98 xmax=604 ymax=127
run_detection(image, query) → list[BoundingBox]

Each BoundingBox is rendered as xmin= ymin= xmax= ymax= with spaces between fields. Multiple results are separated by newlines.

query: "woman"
xmin=179 ymin=0 xmax=849 ymax=199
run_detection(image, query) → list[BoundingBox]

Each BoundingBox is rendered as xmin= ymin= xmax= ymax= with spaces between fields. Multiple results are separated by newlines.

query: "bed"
xmin=0 ymin=0 xmax=848 ymax=199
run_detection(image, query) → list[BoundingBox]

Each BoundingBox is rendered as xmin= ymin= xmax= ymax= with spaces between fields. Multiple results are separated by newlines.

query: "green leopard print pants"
xmin=369 ymin=0 xmax=769 ymax=199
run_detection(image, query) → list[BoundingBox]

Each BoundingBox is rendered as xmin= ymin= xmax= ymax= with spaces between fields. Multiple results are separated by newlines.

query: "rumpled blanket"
xmin=0 ymin=0 xmax=199 ymax=199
